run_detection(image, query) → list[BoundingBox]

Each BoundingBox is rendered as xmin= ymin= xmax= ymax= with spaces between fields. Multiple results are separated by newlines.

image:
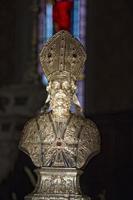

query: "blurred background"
xmin=0 ymin=0 xmax=133 ymax=200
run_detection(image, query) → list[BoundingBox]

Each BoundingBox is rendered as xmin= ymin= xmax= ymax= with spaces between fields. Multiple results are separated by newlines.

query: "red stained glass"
xmin=53 ymin=0 xmax=73 ymax=32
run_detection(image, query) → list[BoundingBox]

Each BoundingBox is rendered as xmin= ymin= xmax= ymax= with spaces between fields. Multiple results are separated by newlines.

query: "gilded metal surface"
xmin=19 ymin=30 xmax=100 ymax=200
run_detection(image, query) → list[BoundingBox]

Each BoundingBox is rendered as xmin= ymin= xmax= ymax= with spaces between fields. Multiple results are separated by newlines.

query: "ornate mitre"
xmin=40 ymin=30 xmax=86 ymax=81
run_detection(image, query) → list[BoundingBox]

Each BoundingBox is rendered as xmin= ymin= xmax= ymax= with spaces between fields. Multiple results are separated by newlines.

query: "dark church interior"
xmin=0 ymin=0 xmax=133 ymax=200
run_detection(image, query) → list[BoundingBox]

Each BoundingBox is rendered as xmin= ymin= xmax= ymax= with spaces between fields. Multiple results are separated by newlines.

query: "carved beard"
xmin=50 ymin=90 xmax=71 ymax=117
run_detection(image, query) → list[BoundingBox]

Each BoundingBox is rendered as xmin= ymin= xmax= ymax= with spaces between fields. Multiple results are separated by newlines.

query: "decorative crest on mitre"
xmin=39 ymin=30 xmax=86 ymax=81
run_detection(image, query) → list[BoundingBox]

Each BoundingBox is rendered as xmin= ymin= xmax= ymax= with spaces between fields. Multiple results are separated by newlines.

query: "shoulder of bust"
xmin=19 ymin=113 xmax=48 ymax=153
xmin=84 ymin=118 xmax=99 ymax=129
xmin=24 ymin=112 xmax=49 ymax=127
xmin=71 ymin=113 xmax=85 ymax=124
xmin=71 ymin=113 xmax=98 ymax=127
xmin=76 ymin=116 xmax=101 ymax=168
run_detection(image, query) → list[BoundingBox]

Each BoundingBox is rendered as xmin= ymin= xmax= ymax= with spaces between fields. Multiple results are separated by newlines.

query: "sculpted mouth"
xmin=55 ymin=92 xmax=67 ymax=99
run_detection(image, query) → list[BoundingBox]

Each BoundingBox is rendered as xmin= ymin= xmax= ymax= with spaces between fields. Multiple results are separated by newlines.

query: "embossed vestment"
xmin=20 ymin=112 xmax=100 ymax=169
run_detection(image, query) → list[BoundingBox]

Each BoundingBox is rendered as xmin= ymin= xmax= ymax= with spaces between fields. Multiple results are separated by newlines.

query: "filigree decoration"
xmin=40 ymin=30 xmax=86 ymax=81
xmin=20 ymin=113 xmax=100 ymax=169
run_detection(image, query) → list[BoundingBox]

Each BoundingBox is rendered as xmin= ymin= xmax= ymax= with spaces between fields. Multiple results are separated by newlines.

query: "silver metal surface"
xmin=19 ymin=31 xmax=100 ymax=200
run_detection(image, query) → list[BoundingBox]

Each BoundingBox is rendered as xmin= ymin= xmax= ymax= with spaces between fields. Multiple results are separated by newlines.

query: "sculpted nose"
xmin=57 ymin=101 xmax=63 ymax=106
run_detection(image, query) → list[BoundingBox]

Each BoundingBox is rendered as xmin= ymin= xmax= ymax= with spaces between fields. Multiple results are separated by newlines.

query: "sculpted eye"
xmin=52 ymin=81 xmax=60 ymax=89
xmin=62 ymin=81 xmax=70 ymax=90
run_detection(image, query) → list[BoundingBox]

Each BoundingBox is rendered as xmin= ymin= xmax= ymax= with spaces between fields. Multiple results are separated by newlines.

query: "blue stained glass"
xmin=73 ymin=0 xmax=80 ymax=39
xmin=42 ymin=74 xmax=48 ymax=85
xmin=46 ymin=3 xmax=53 ymax=41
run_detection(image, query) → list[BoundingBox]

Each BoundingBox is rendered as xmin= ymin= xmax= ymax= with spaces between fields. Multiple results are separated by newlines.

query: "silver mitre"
xmin=40 ymin=30 xmax=86 ymax=81
xmin=19 ymin=30 xmax=100 ymax=200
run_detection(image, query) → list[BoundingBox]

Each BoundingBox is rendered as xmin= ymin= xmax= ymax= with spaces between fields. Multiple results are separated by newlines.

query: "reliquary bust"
xmin=19 ymin=30 xmax=100 ymax=200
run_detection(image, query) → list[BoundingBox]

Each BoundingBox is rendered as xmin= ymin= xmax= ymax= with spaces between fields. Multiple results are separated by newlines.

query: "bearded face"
xmin=47 ymin=79 xmax=76 ymax=117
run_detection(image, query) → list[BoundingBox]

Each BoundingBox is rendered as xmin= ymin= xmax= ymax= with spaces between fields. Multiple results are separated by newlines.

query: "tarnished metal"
xmin=19 ymin=30 xmax=100 ymax=200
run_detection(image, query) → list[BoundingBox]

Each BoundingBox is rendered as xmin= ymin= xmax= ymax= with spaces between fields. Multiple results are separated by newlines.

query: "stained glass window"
xmin=38 ymin=0 xmax=86 ymax=108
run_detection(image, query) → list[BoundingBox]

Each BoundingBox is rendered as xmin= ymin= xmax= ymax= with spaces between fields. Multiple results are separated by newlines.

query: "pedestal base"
xmin=25 ymin=167 xmax=90 ymax=200
xmin=25 ymin=194 xmax=90 ymax=200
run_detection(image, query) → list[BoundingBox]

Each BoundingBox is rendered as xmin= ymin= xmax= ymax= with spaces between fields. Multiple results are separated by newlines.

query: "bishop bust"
xmin=19 ymin=30 xmax=100 ymax=200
